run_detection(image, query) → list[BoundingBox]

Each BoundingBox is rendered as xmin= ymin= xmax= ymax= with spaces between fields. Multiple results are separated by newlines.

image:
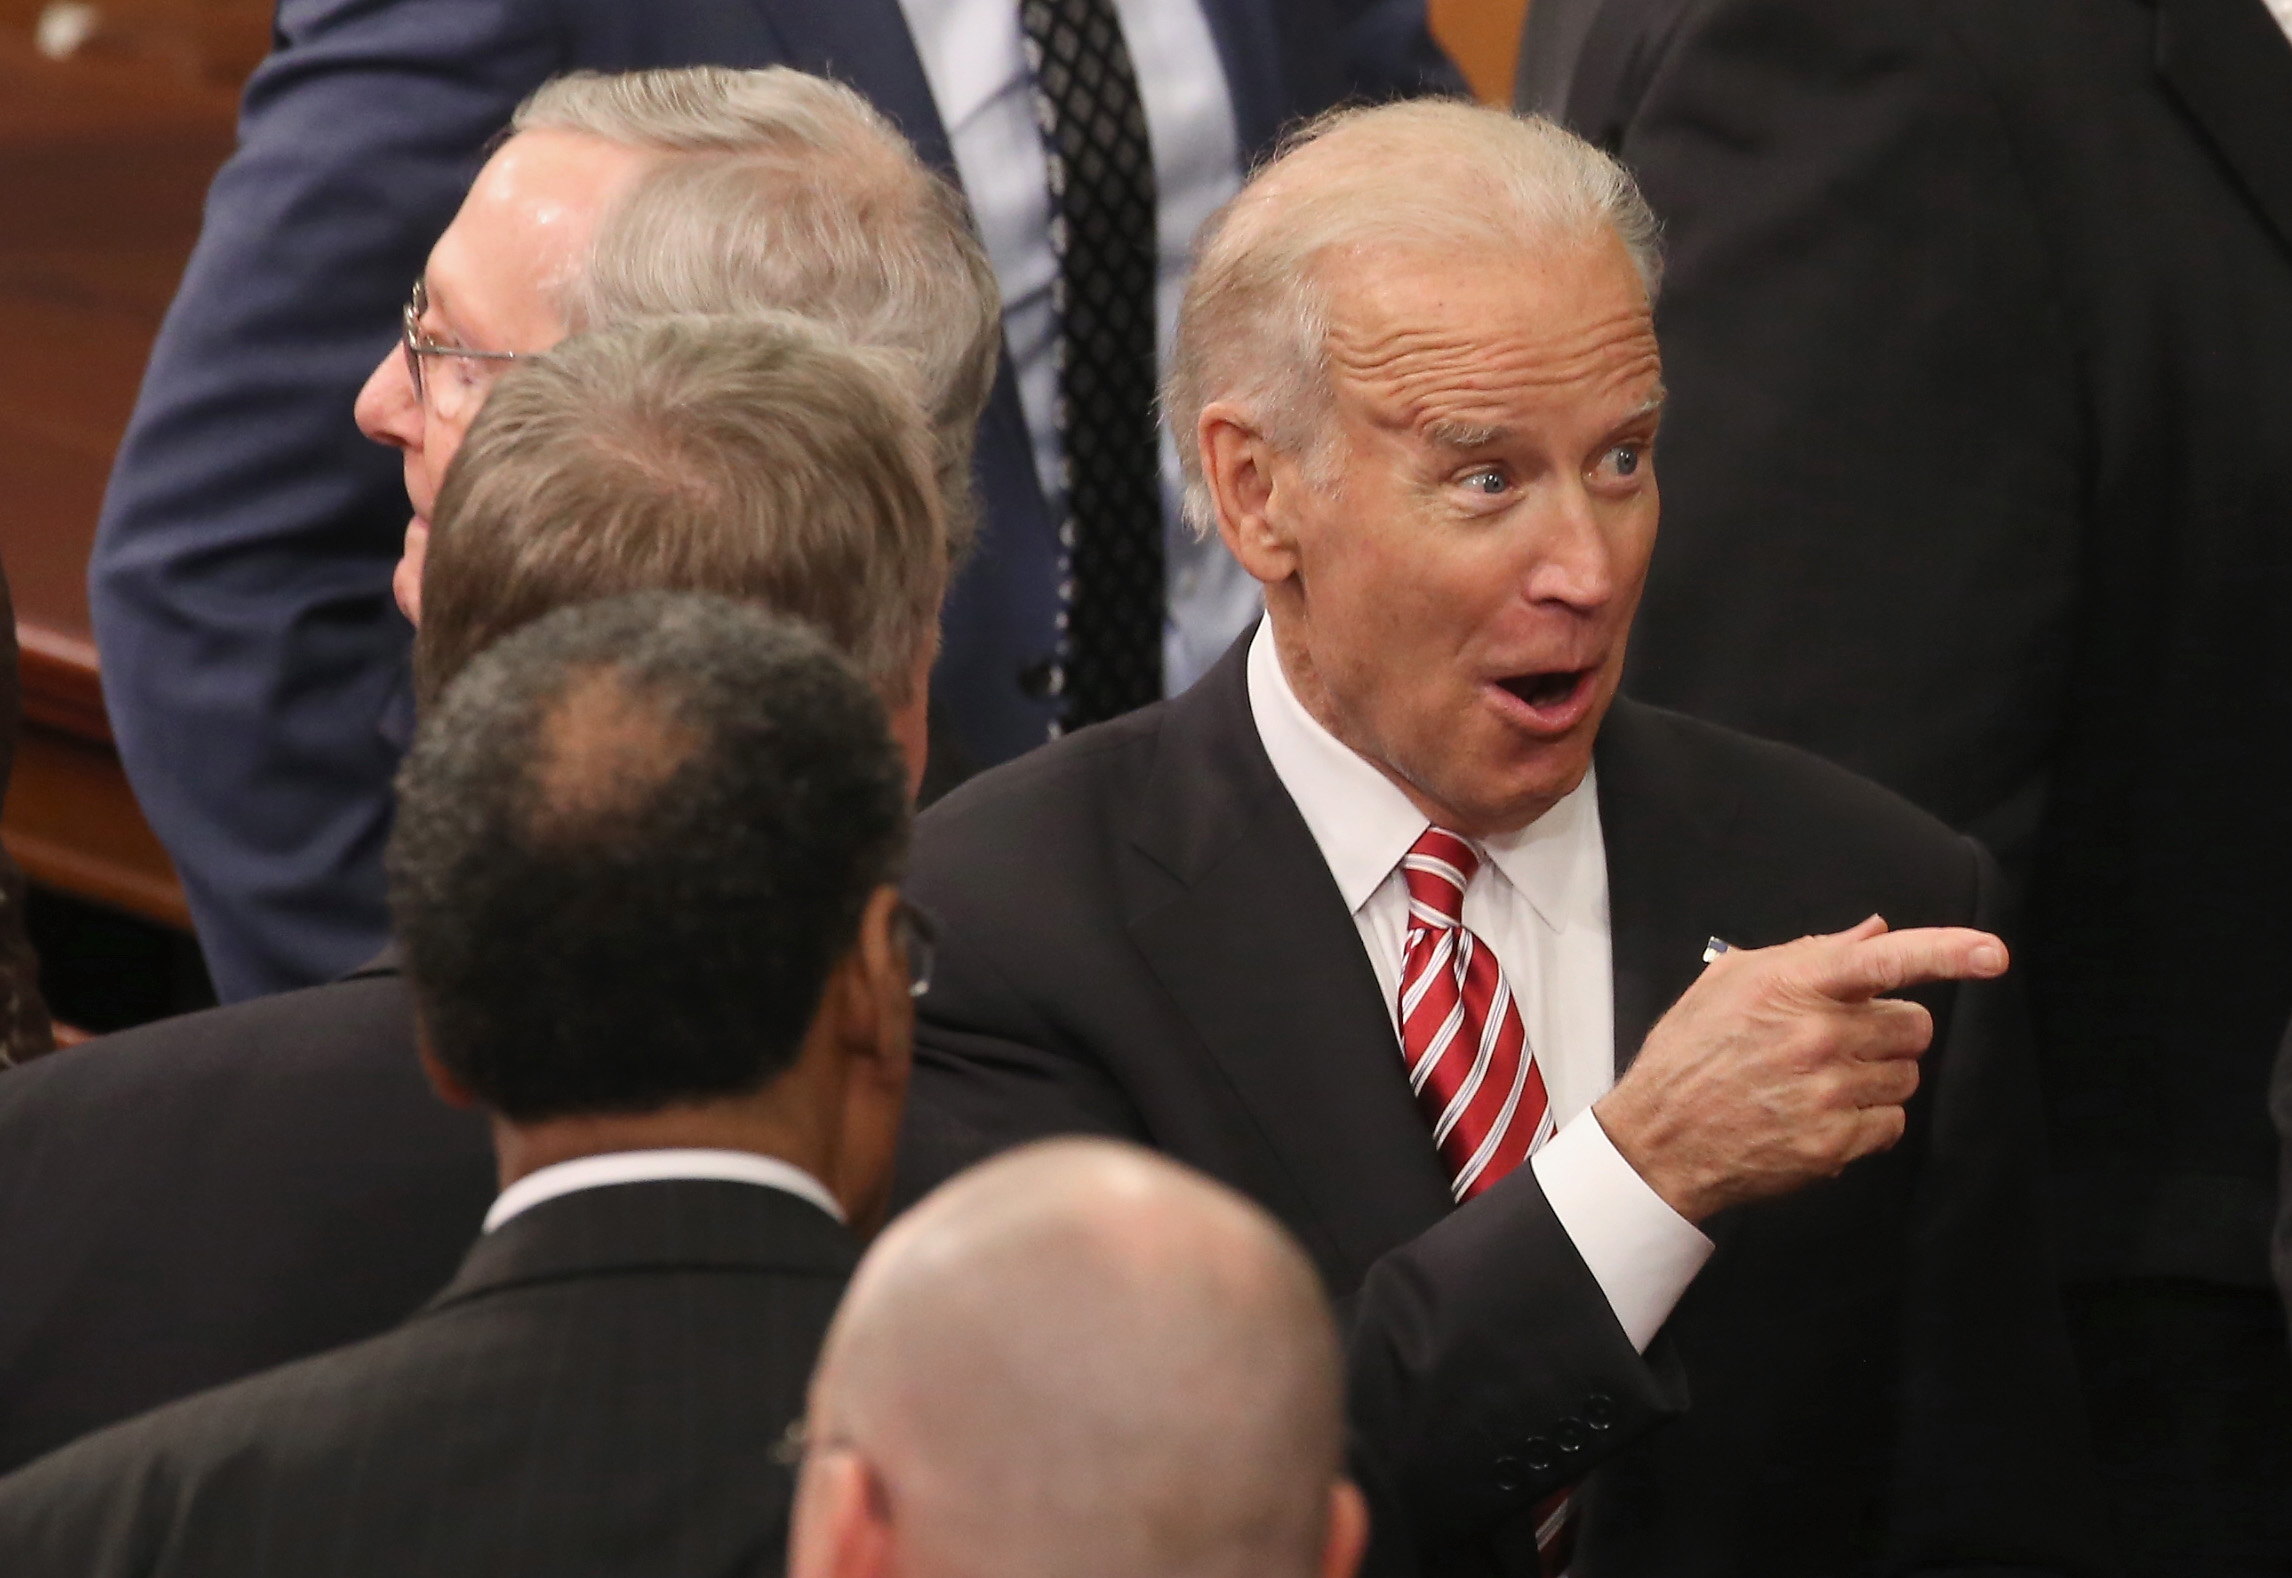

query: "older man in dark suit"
xmin=0 ymin=300 xmax=952 ymax=1475
xmin=896 ymin=100 xmax=2111 ymax=1576
xmin=0 ymin=589 xmax=915 ymax=1577
xmin=1517 ymin=0 xmax=2292 ymax=1566
xmin=91 ymin=0 xmax=1457 ymax=1004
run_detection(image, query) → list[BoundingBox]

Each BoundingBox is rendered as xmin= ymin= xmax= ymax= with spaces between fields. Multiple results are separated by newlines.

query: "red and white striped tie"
xmin=1396 ymin=827 xmax=1575 ymax=1574
xmin=1398 ymin=828 xmax=1554 ymax=1201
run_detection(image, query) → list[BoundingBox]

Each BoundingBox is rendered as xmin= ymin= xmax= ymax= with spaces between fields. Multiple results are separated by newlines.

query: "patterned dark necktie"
xmin=1019 ymin=0 xmax=1164 ymax=731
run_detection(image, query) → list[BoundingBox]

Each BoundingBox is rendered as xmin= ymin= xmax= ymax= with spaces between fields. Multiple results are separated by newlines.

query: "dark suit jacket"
xmin=896 ymin=635 xmax=2109 ymax=1576
xmin=0 ymin=1179 xmax=851 ymax=1577
xmin=2273 ymin=1016 xmax=2292 ymax=1332
xmin=1518 ymin=0 xmax=2292 ymax=1289
xmin=89 ymin=0 xmax=1458 ymax=1003
xmin=0 ymin=952 xmax=493 ymax=1475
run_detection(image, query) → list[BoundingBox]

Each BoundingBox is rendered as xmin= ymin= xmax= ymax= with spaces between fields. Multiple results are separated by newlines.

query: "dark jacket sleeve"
xmin=1340 ymin=1168 xmax=1687 ymax=1568
xmin=1332 ymin=0 xmax=1468 ymax=100
xmin=1545 ymin=0 xmax=2083 ymax=867
xmin=2272 ymin=1017 xmax=2292 ymax=1344
xmin=901 ymin=930 xmax=1684 ymax=1569
xmin=87 ymin=0 xmax=566 ymax=1002
xmin=1877 ymin=842 xmax=2114 ymax=1576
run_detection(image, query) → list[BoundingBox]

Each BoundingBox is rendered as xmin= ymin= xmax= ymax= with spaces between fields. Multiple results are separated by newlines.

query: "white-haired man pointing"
xmin=897 ymin=100 xmax=2112 ymax=1576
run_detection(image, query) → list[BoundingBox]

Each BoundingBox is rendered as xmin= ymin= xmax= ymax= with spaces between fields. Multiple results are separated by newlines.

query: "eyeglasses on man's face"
xmin=893 ymin=899 xmax=936 ymax=999
xmin=400 ymin=277 xmax=523 ymax=420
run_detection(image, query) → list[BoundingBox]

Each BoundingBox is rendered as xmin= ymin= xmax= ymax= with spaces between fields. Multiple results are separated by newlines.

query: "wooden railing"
xmin=0 ymin=11 xmax=250 ymax=929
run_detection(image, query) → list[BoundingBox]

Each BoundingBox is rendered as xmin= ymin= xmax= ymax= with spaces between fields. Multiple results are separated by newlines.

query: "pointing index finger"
xmin=1808 ymin=927 xmax=2009 ymax=1003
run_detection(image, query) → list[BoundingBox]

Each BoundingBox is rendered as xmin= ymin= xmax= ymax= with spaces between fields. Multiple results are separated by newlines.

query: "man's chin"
xmin=1394 ymin=730 xmax=1597 ymax=837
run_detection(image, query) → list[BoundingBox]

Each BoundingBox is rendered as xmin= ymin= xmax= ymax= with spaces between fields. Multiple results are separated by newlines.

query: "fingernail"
xmin=1972 ymin=942 xmax=2006 ymax=973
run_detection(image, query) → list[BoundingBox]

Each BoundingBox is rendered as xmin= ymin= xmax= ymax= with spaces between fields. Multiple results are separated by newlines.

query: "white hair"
xmin=511 ymin=68 xmax=1002 ymax=555
xmin=1165 ymin=98 xmax=1664 ymax=537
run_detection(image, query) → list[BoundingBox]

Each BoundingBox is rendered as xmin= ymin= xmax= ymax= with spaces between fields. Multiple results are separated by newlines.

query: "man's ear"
xmin=395 ymin=519 xmax=430 ymax=626
xmin=1198 ymin=402 xmax=1300 ymax=586
xmin=415 ymin=1023 xmax=478 ymax=1110
xmin=842 ymin=885 xmax=914 ymax=1087
xmin=1321 ymin=1480 xmax=1371 ymax=1578
xmin=788 ymin=1448 xmax=895 ymax=1578
xmin=885 ymin=636 xmax=939 ymax=804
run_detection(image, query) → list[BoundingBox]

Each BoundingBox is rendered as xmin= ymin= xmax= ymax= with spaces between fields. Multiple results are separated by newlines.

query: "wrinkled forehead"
xmin=1317 ymin=236 xmax=1661 ymax=436
xmin=427 ymin=130 xmax=657 ymax=325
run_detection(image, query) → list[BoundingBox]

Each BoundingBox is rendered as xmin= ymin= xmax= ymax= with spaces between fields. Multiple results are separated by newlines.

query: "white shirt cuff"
xmin=1531 ymin=1109 xmax=1714 ymax=1352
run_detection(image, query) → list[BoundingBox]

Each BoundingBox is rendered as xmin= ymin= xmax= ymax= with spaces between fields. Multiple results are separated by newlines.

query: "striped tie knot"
xmin=1401 ymin=827 xmax=1480 ymax=934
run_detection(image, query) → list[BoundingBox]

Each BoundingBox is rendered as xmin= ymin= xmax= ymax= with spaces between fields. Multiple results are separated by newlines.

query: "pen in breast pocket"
xmin=1702 ymin=936 xmax=1732 ymax=965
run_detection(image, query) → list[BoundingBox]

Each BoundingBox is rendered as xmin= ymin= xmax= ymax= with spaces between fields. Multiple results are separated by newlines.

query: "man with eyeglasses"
xmin=0 ymin=306 xmax=957 ymax=1477
xmin=90 ymin=2 xmax=1459 ymax=1011
xmin=0 ymin=586 xmax=922 ymax=1578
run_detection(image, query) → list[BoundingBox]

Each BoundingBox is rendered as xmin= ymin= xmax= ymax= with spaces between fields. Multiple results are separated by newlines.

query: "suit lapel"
xmin=2155 ymin=0 xmax=2292 ymax=263
xmin=1125 ymin=642 xmax=1456 ymax=1284
xmin=1594 ymin=700 xmax=1751 ymax=1077
xmin=1516 ymin=0 xmax=1610 ymax=116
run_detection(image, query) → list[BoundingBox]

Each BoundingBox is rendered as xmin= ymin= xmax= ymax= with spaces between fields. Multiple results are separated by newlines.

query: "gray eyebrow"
xmin=1422 ymin=419 xmax=1510 ymax=451
xmin=1423 ymin=388 xmax=1668 ymax=454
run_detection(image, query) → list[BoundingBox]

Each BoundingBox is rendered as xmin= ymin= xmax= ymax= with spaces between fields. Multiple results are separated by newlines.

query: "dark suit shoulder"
xmin=920 ymin=699 xmax=1168 ymax=843
xmin=911 ymin=700 xmax=1184 ymax=917
xmin=0 ymin=969 xmax=494 ymax=1477
xmin=0 ymin=1188 xmax=849 ymax=1576
xmin=1603 ymin=699 xmax=1986 ymax=917
xmin=4 ymin=971 xmax=407 ymax=1101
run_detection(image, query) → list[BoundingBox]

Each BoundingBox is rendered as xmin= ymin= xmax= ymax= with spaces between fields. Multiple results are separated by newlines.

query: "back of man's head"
xmin=413 ymin=313 xmax=942 ymax=714
xmin=514 ymin=66 xmax=1001 ymax=548
xmin=794 ymin=1140 xmax=1365 ymax=1578
xmin=388 ymin=592 xmax=909 ymax=1122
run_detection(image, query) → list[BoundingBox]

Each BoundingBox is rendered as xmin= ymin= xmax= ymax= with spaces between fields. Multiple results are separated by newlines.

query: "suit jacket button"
xmin=1583 ymin=1392 xmax=1617 ymax=1430
xmin=1492 ymin=1452 xmax=1523 ymax=1496
xmin=1553 ymin=1420 xmax=1587 ymax=1455
xmin=1521 ymin=1436 xmax=1557 ymax=1473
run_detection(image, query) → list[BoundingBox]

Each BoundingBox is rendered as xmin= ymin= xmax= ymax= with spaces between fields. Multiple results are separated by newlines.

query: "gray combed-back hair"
xmin=414 ymin=313 xmax=943 ymax=714
xmin=512 ymin=67 xmax=1001 ymax=556
xmin=1165 ymin=99 xmax=1663 ymax=537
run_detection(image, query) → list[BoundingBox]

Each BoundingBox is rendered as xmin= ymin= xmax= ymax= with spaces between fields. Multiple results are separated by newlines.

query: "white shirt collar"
xmin=483 ymin=1148 xmax=845 ymax=1234
xmin=1246 ymin=620 xmax=1606 ymax=932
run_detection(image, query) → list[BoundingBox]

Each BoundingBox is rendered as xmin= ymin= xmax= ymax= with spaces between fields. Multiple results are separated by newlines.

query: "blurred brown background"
xmin=0 ymin=0 xmax=1521 ymax=1027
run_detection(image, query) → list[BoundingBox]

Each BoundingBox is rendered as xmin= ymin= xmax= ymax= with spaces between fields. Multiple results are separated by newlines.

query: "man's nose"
xmin=1522 ymin=482 xmax=1620 ymax=609
xmin=354 ymin=344 xmax=420 ymax=452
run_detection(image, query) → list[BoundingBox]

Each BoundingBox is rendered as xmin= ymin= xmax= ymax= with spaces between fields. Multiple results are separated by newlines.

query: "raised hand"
xmin=1593 ymin=916 xmax=2009 ymax=1223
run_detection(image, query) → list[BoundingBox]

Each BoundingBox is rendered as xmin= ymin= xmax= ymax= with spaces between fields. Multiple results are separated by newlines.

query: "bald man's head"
xmin=792 ymin=1141 xmax=1366 ymax=1578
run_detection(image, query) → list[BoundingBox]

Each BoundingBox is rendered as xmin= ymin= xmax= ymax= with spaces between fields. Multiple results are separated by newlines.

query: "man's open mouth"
xmin=1497 ymin=668 xmax=1592 ymax=710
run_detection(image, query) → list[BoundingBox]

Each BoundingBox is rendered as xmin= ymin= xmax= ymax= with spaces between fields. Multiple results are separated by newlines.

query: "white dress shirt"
xmin=895 ymin=0 xmax=1263 ymax=695
xmin=1247 ymin=623 xmax=1711 ymax=1351
xmin=484 ymin=1148 xmax=844 ymax=1233
xmin=2267 ymin=0 xmax=2292 ymax=46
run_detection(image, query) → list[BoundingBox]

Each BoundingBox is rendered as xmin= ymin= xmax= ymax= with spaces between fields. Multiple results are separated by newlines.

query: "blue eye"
xmin=1461 ymin=467 xmax=1507 ymax=495
xmin=1610 ymin=444 xmax=1642 ymax=477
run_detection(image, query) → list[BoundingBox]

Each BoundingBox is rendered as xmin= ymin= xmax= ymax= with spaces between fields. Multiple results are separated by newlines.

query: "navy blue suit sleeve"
xmin=89 ymin=0 xmax=565 ymax=1001
xmin=1334 ymin=0 xmax=1467 ymax=99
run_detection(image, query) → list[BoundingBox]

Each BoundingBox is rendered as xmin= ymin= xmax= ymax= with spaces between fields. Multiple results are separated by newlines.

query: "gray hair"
xmin=415 ymin=313 xmax=943 ymax=713
xmin=1166 ymin=99 xmax=1663 ymax=536
xmin=805 ymin=1140 xmax=1347 ymax=1578
xmin=513 ymin=67 xmax=1002 ymax=556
